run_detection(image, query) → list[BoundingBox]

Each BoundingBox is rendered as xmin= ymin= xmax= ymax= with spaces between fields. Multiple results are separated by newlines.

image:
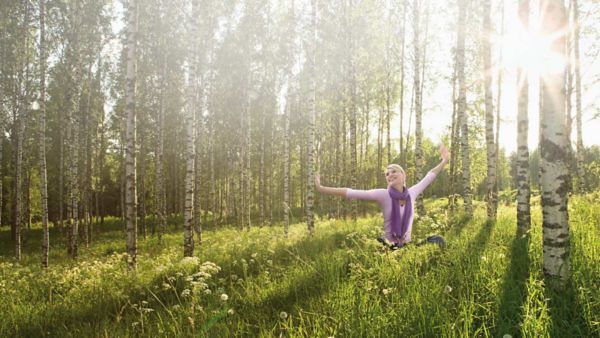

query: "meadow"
xmin=0 ymin=194 xmax=598 ymax=337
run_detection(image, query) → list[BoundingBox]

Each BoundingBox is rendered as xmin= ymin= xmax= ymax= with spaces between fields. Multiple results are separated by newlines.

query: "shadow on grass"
xmin=545 ymin=272 xmax=591 ymax=337
xmin=496 ymin=233 xmax=530 ymax=337
xmin=445 ymin=219 xmax=495 ymax=334
xmin=235 ymin=254 xmax=348 ymax=331
xmin=447 ymin=213 xmax=473 ymax=239
xmin=5 ymin=229 xmax=352 ymax=336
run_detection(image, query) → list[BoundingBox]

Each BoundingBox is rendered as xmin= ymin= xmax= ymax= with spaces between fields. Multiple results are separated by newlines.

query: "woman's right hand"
xmin=315 ymin=174 xmax=321 ymax=191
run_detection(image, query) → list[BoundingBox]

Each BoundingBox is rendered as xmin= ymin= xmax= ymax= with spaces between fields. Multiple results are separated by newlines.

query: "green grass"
xmin=0 ymin=194 xmax=598 ymax=337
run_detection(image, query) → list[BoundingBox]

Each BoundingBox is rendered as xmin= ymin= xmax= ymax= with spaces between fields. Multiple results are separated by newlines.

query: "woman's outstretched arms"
xmin=315 ymin=174 xmax=348 ymax=197
xmin=429 ymin=144 xmax=450 ymax=175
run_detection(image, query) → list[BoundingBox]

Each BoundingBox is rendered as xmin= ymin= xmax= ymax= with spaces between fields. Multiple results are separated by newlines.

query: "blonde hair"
xmin=385 ymin=164 xmax=405 ymax=174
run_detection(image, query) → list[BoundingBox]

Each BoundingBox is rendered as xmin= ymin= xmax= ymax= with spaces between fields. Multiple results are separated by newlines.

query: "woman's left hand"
xmin=439 ymin=144 xmax=450 ymax=163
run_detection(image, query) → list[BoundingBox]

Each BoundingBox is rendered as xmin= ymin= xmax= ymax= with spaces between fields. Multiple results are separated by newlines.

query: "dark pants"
xmin=377 ymin=235 xmax=446 ymax=250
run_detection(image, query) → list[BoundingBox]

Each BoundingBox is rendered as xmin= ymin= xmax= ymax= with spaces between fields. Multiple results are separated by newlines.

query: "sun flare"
xmin=499 ymin=19 xmax=567 ymax=77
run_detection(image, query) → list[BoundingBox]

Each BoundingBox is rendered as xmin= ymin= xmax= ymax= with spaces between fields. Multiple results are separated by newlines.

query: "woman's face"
xmin=385 ymin=166 xmax=405 ymax=188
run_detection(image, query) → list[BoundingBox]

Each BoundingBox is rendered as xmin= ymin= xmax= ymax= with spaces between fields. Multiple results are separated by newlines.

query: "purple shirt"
xmin=345 ymin=171 xmax=437 ymax=243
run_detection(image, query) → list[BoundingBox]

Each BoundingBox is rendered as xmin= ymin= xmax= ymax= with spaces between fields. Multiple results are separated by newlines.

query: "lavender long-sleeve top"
xmin=345 ymin=171 xmax=437 ymax=243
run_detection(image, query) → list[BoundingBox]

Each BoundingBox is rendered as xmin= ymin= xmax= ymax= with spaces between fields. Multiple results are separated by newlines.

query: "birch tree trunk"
xmin=59 ymin=98 xmax=64 ymax=234
xmin=15 ymin=99 xmax=23 ymax=260
xmin=259 ymin=106 xmax=265 ymax=227
xmin=139 ymin=130 xmax=147 ymax=240
xmin=0 ymin=127 xmax=2 ymax=229
xmin=496 ymin=0 xmax=504 ymax=193
xmin=448 ymin=62 xmax=459 ymax=210
xmin=482 ymin=0 xmax=497 ymax=220
xmin=539 ymin=0 xmax=570 ymax=282
xmin=306 ymin=0 xmax=317 ymax=233
xmin=156 ymin=37 xmax=167 ymax=240
xmin=457 ymin=0 xmax=472 ymax=216
xmin=572 ymin=0 xmax=584 ymax=193
xmin=209 ymin=89 xmax=216 ymax=226
xmin=125 ymin=0 xmax=138 ymax=268
xmin=283 ymin=85 xmax=291 ymax=237
xmin=517 ymin=0 xmax=531 ymax=233
xmin=39 ymin=0 xmax=50 ymax=268
xmin=184 ymin=0 xmax=199 ymax=257
xmin=14 ymin=0 xmax=32 ymax=260
xmin=413 ymin=0 xmax=425 ymax=216
xmin=242 ymin=97 xmax=251 ymax=230
xmin=348 ymin=0 xmax=358 ymax=222
xmin=398 ymin=1 xmax=407 ymax=165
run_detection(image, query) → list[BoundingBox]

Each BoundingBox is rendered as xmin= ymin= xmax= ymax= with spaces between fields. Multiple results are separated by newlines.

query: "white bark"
xmin=482 ymin=0 xmax=497 ymax=220
xmin=306 ymin=0 xmax=316 ymax=233
xmin=540 ymin=0 xmax=570 ymax=282
xmin=184 ymin=0 xmax=199 ymax=257
xmin=39 ymin=0 xmax=50 ymax=268
xmin=517 ymin=0 xmax=531 ymax=232
xmin=457 ymin=0 xmax=472 ymax=216
xmin=572 ymin=0 xmax=584 ymax=193
xmin=125 ymin=0 xmax=138 ymax=269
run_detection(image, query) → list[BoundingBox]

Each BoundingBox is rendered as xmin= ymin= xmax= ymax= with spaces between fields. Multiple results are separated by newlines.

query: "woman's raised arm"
xmin=429 ymin=144 xmax=450 ymax=175
xmin=315 ymin=174 xmax=348 ymax=197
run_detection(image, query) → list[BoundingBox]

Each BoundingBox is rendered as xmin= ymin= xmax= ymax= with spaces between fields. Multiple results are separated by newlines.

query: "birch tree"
xmin=39 ymin=0 xmax=50 ymax=268
xmin=482 ymin=0 xmax=497 ymax=220
xmin=539 ymin=0 xmax=570 ymax=282
xmin=398 ymin=2 xmax=407 ymax=165
xmin=156 ymin=35 xmax=167 ymax=240
xmin=516 ymin=0 xmax=531 ymax=233
xmin=456 ymin=0 xmax=472 ymax=216
xmin=412 ymin=0 xmax=425 ymax=216
xmin=306 ymin=0 xmax=316 ymax=234
xmin=347 ymin=0 xmax=358 ymax=222
xmin=183 ymin=0 xmax=199 ymax=257
xmin=572 ymin=0 xmax=584 ymax=193
xmin=124 ymin=0 xmax=138 ymax=268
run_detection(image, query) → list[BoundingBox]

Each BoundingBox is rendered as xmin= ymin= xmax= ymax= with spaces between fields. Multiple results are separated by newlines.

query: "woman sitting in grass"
xmin=315 ymin=144 xmax=449 ymax=250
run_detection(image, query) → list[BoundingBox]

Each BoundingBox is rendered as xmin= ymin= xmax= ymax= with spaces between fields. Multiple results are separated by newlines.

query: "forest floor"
xmin=0 ymin=194 xmax=598 ymax=337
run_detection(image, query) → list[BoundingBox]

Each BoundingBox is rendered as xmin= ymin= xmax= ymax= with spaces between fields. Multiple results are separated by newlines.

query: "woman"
xmin=315 ymin=144 xmax=449 ymax=249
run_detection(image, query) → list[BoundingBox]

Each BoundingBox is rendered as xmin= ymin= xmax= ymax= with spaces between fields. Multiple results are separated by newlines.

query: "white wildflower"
xmin=220 ymin=293 xmax=229 ymax=302
xmin=181 ymin=256 xmax=200 ymax=266
xmin=445 ymin=285 xmax=453 ymax=293
xmin=251 ymin=253 xmax=258 ymax=259
xmin=181 ymin=289 xmax=191 ymax=297
xmin=279 ymin=311 xmax=288 ymax=320
xmin=204 ymin=289 xmax=212 ymax=295
xmin=227 ymin=308 xmax=235 ymax=315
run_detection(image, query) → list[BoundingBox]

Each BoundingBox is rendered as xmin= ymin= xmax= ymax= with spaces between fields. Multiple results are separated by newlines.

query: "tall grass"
xmin=0 ymin=194 xmax=598 ymax=337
